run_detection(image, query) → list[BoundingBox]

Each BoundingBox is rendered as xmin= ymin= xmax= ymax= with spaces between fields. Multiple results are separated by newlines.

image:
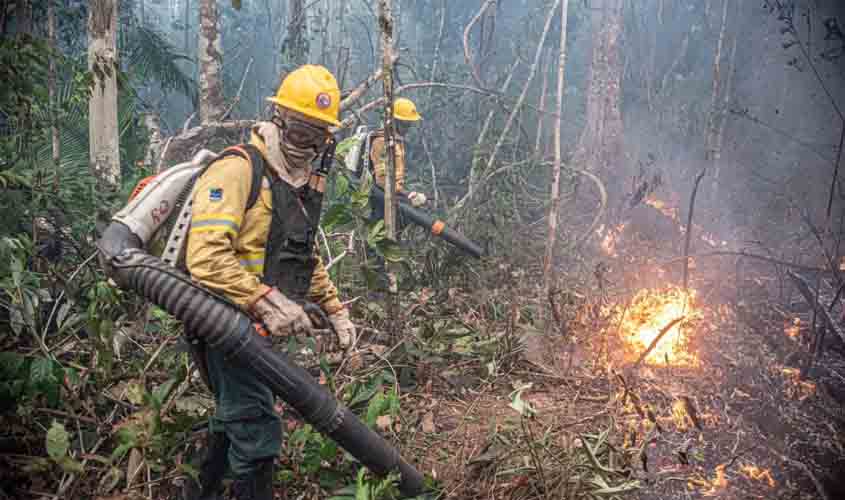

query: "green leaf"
xmin=335 ymin=173 xmax=350 ymax=198
xmin=355 ymin=468 xmax=371 ymax=500
xmin=323 ymin=203 xmax=353 ymax=230
xmin=319 ymin=437 xmax=339 ymax=461
xmin=177 ymin=463 xmax=200 ymax=484
xmin=376 ymin=238 xmax=404 ymax=263
xmin=365 ymin=391 xmax=389 ymax=428
xmin=58 ymin=456 xmax=84 ymax=473
xmin=0 ymin=352 xmax=26 ymax=379
xmin=152 ymin=378 xmax=178 ymax=407
xmin=46 ymin=421 xmax=70 ymax=461
xmin=30 ymin=357 xmax=58 ymax=388
xmin=367 ymin=220 xmax=385 ymax=247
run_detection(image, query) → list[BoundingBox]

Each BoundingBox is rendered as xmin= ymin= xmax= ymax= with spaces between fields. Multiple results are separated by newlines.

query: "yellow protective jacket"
xmin=369 ymin=131 xmax=406 ymax=193
xmin=185 ymin=129 xmax=344 ymax=315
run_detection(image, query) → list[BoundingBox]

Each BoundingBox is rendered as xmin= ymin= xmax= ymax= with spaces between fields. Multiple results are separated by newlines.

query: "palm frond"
xmin=122 ymin=24 xmax=195 ymax=100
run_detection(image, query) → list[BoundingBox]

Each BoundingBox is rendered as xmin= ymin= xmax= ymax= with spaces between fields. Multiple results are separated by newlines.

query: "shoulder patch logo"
xmin=209 ymin=188 xmax=223 ymax=202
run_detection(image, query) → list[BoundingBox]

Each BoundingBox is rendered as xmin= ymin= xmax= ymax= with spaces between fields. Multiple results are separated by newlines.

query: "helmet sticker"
xmin=316 ymin=93 xmax=332 ymax=109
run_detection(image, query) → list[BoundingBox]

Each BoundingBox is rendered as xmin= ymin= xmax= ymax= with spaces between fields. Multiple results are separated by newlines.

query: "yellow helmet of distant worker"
xmin=266 ymin=65 xmax=341 ymax=126
xmin=393 ymin=97 xmax=422 ymax=122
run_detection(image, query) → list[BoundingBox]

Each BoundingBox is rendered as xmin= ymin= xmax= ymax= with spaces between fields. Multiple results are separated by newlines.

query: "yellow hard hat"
xmin=267 ymin=65 xmax=341 ymax=126
xmin=393 ymin=97 xmax=422 ymax=122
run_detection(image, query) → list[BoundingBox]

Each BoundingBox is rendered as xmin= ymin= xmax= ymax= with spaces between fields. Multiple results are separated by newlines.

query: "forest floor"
xmin=3 ymin=211 xmax=845 ymax=500
xmin=394 ymin=238 xmax=845 ymax=500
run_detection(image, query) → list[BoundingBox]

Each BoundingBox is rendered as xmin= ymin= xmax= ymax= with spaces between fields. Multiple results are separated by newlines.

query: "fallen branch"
xmin=634 ymin=316 xmax=685 ymax=369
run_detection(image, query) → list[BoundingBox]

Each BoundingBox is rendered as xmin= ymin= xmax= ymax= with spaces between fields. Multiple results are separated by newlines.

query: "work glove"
xmin=250 ymin=287 xmax=313 ymax=338
xmin=407 ymin=191 xmax=427 ymax=207
xmin=328 ymin=307 xmax=357 ymax=350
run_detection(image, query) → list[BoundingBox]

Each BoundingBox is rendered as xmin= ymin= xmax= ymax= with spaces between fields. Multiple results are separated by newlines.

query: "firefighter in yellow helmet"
xmin=366 ymin=97 xmax=426 ymax=286
xmin=369 ymin=97 xmax=425 ymax=206
xmin=181 ymin=65 xmax=355 ymax=500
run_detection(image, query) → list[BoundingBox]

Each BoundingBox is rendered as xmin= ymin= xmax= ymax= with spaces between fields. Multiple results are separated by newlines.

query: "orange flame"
xmin=741 ymin=465 xmax=776 ymax=487
xmin=621 ymin=287 xmax=702 ymax=367
xmin=645 ymin=196 xmax=681 ymax=221
xmin=784 ymin=318 xmax=800 ymax=340
xmin=781 ymin=367 xmax=816 ymax=400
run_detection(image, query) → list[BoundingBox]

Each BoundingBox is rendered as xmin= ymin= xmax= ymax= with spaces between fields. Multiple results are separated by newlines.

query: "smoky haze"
xmin=129 ymin=0 xmax=845 ymax=265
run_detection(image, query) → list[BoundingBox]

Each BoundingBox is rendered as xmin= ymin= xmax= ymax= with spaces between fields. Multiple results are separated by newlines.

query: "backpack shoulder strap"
xmin=217 ymin=144 xmax=267 ymax=210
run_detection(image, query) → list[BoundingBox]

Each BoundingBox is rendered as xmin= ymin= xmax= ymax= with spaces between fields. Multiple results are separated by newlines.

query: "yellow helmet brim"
xmin=394 ymin=111 xmax=422 ymax=122
xmin=266 ymin=96 xmax=342 ymax=127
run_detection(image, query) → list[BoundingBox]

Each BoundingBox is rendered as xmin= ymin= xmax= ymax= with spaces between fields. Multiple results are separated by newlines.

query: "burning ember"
xmin=596 ymin=223 xmax=627 ymax=256
xmin=645 ymin=196 xmax=727 ymax=247
xmin=740 ymin=464 xmax=776 ymax=488
xmin=691 ymin=463 xmax=729 ymax=496
xmin=780 ymin=367 xmax=816 ymax=400
xmin=620 ymin=287 xmax=703 ymax=367
xmin=784 ymin=318 xmax=800 ymax=340
xmin=645 ymin=196 xmax=681 ymax=221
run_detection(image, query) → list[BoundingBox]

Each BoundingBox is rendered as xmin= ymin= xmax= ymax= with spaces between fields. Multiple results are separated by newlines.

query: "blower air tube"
xmin=97 ymin=222 xmax=426 ymax=498
xmin=369 ymin=186 xmax=484 ymax=259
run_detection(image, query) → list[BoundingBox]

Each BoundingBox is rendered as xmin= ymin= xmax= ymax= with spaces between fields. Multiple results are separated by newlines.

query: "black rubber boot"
xmin=182 ymin=432 xmax=230 ymax=500
xmin=231 ymin=459 xmax=274 ymax=500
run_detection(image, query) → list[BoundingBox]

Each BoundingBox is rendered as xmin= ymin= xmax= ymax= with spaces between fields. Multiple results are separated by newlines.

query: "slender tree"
xmin=572 ymin=0 xmax=624 ymax=178
xmin=544 ymin=0 xmax=570 ymax=325
xmin=199 ymin=0 xmax=225 ymax=124
xmin=286 ymin=0 xmax=308 ymax=67
xmin=88 ymin=0 xmax=120 ymax=189
xmin=378 ymin=0 xmax=398 ymax=304
xmin=48 ymin=0 xmax=59 ymax=192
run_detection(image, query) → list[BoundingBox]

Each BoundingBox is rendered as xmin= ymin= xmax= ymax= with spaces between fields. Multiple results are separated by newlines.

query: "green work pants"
xmin=204 ymin=334 xmax=282 ymax=476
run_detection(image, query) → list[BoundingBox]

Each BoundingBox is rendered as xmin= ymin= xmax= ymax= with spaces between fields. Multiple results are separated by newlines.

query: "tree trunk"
xmin=571 ymin=0 xmax=624 ymax=201
xmin=183 ymin=0 xmax=190 ymax=53
xmin=88 ymin=0 xmax=120 ymax=190
xmin=143 ymin=113 xmax=163 ymax=169
xmin=285 ymin=0 xmax=308 ymax=67
xmin=712 ymin=5 xmax=737 ymax=197
xmin=378 ymin=0 xmax=397 ymax=243
xmin=544 ymin=0 xmax=570 ymax=331
xmin=14 ymin=0 xmax=31 ymax=35
xmin=198 ymin=0 xmax=225 ymax=124
xmin=48 ymin=0 xmax=59 ymax=193
xmin=377 ymin=0 xmax=399 ymax=313
xmin=453 ymin=0 xmax=560 ymax=215
xmin=535 ymin=48 xmax=550 ymax=157
xmin=705 ymin=0 xmax=737 ymax=201
xmin=705 ymin=0 xmax=729 ymax=163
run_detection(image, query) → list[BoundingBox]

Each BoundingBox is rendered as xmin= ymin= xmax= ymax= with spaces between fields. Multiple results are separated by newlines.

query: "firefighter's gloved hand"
xmin=407 ymin=191 xmax=427 ymax=207
xmin=328 ymin=308 xmax=356 ymax=350
xmin=251 ymin=287 xmax=313 ymax=337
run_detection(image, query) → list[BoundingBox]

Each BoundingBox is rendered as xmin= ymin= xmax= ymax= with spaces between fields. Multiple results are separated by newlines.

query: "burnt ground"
xmin=397 ymin=238 xmax=845 ymax=500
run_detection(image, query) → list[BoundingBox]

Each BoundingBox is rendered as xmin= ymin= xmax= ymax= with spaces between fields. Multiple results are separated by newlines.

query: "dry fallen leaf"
xmin=421 ymin=411 xmax=436 ymax=433
xmin=376 ymin=415 xmax=392 ymax=430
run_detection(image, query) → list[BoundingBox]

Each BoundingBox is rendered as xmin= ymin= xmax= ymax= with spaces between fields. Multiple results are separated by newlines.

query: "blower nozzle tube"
xmin=369 ymin=186 xmax=484 ymax=259
xmin=96 ymin=222 xmax=426 ymax=497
